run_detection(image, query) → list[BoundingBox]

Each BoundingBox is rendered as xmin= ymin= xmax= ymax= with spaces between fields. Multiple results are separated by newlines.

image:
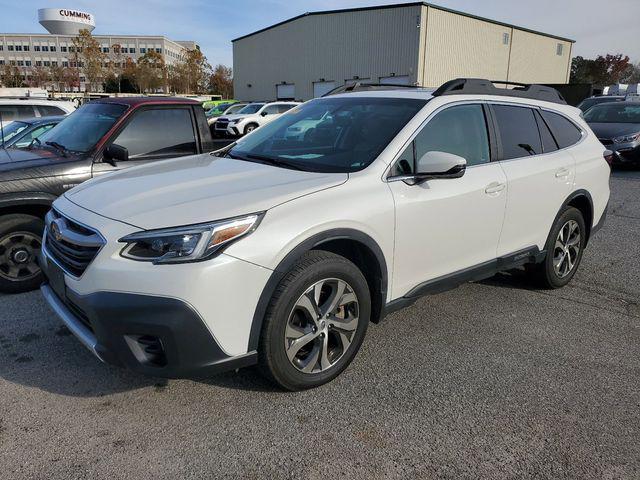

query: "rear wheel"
xmin=259 ymin=251 xmax=370 ymax=390
xmin=528 ymin=206 xmax=585 ymax=289
xmin=0 ymin=214 xmax=45 ymax=294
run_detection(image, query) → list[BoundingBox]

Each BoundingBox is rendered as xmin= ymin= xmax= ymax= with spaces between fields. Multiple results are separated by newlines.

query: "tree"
xmin=107 ymin=43 xmax=126 ymax=93
xmin=208 ymin=64 xmax=233 ymax=98
xmin=570 ymin=53 xmax=632 ymax=86
xmin=136 ymin=50 xmax=166 ymax=93
xmin=170 ymin=48 xmax=211 ymax=94
xmin=72 ymin=29 xmax=106 ymax=91
xmin=621 ymin=62 xmax=640 ymax=84
xmin=1 ymin=64 xmax=23 ymax=87
xmin=28 ymin=65 xmax=50 ymax=88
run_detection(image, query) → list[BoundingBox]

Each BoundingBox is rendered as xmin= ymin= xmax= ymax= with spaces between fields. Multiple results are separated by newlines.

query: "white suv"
xmin=214 ymin=101 xmax=300 ymax=136
xmin=0 ymin=99 xmax=75 ymax=125
xmin=40 ymin=79 xmax=610 ymax=390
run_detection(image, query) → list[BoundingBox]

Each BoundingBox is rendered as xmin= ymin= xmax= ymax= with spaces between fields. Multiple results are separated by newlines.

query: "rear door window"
xmin=492 ymin=105 xmax=542 ymax=159
xmin=37 ymin=105 xmax=66 ymax=116
xmin=534 ymin=110 xmax=558 ymax=153
xmin=112 ymin=108 xmax=197 ymax=160
xmin=540 ymin=111 xmax=582 ymax=148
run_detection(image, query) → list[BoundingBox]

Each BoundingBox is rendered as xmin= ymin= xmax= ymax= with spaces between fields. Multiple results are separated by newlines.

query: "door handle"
xmin=555 ymin=168 xmax=570 ymax=178
xmin=485 ymin=182 xmax=506 ymax=195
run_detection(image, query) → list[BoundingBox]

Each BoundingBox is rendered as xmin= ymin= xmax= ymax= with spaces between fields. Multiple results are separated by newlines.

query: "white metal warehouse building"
xmin=232 ymin=2 xmax=574 ymax=101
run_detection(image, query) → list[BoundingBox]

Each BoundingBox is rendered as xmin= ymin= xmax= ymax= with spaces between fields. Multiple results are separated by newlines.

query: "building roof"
xmin=232 ymin=1 xmax=575 ymax=44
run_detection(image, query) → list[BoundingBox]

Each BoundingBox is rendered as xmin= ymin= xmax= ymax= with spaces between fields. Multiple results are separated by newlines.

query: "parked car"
xmin=40 ymin=79 xmax=609 ymax=390
xmin=0 ymin=97 xmax=215 ymax=293
xmin=0 ymin=99 xmax=75 ymax=125
xmin=206 ymin=102 xmax=248 ymax=126
xmin=0 ymin=115 xmax=64 ymax=149
xmin=202 ymin=99 xmax=236 ymax=110
xmin=577 ymin=95 xmax=625 ymax=112
xmin=584 ymin=101 xmax=640 ymax=166
xmin=214 ymin=101 xmax=301 ymax=136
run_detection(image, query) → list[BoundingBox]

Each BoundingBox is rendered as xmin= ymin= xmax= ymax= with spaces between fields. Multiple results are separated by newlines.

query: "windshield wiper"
xmin=45 ymin=141 xmax=68 ymax=157
xmin=245 ymin=153 xmax=305 ymax=171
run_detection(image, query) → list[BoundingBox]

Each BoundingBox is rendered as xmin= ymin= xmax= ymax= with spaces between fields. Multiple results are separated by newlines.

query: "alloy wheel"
xmin=553 ymin=219 xmax=581 ymax=278
xmin=0 ymin=231 xmax=42 ymax=282
xmin=284 ymin=278 xmax=359 ymax=374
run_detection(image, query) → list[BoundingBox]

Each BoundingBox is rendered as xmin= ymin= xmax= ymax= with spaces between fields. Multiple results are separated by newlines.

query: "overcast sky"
xmin=1 ymin=0 xmax=638 ymax=67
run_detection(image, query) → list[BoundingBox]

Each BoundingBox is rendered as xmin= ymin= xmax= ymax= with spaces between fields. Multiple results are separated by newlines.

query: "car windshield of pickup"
xmin=227 ymin=97 xmax=427 ymax=173
xmin=35 ymin=103 xmax=128 ymax=154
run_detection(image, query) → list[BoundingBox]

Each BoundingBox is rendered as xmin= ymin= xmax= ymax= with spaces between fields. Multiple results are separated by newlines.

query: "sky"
xmin=1 ymin=0 xmax=638 ymax=67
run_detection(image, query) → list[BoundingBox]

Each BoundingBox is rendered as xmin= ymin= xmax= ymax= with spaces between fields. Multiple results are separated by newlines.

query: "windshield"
xmin=37 ymin=103 xmax=128 ymax=153
xmin=237 ymin=103 xmax=264 ymax=115
xmin=0 ymin=121 xmax=29 ymax=144
xmin=583 ymin=103 xmax=640 ymax=124
xmin=225 ymin=104 xmax=246 ymax=114
xmin=228 ymin=97 xmax=427 ymax=173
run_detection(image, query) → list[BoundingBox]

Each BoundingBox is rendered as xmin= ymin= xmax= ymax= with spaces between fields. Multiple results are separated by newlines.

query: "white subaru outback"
xmin=40 ymin=79 xmax=610 ymax=390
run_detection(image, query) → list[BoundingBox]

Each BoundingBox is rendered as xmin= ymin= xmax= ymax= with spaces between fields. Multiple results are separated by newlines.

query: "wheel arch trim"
xmin=247 ymin=228 xmax=388 ymax=351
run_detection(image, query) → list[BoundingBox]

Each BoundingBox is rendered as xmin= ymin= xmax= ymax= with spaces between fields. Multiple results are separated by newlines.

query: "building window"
xmin=121 ymin=47 xmax=128 ymax=53
xmin=155 ymin=48 xmax=162 ymax=53
xmin=502 ymin=33 xmax=510 ymax=45
xmin=42 ymin=46 xmax=49 ymax=52
xmin=0 ymin=45 xmax=3 ymax=51
xmin=0 ymin=60 xmax=4 ymax=65
xmin=556 ymin=43 xmax=563 ymax=56
xmin=102 ymin=47 xmax=109 ymax=53
xmin=43 ymin=61 xmax=50 ymax=67
xmin=62 ymin=61 xmax=69 ymax=67
xmin=34 ymin=45 xmax=41 ymax=51
xmin=15 ymin=45 xmax=22 ymax=51
xmin=52 ymin=61 xmax=58 ymax=66
xmin=23 ymin=45 xmax=30 ymax=51
xmin=130 ymin=48 xmax=136 ymax=54
xmin=50 ymin=46 xmax=56 ymax=52
xmin=35 ymin=61 xmax=42 ymax=66
xmin=61 ymin=46 xmax=67 ymax=52
xmin=17 ymin=60 xmax=24 ymax=66
xmin=8 ymin=45 xmax=14 ymax=51
xmin=140 ymin=47 xmax=146 ymax=53
xmin=25 ymin=60 xmax=32 ymax=66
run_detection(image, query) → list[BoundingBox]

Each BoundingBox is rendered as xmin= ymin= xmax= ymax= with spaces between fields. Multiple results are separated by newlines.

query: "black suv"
xmin=0 ymin=97 xmax=215 ymax=293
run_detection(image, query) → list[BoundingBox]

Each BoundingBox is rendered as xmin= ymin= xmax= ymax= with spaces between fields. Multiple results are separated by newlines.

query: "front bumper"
xmin=40 ymin=282 xmax=257 ymax=378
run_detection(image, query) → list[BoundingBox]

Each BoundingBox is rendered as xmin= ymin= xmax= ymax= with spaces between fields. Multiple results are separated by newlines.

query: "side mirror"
xmin=260 ymin=111 xmax=269 ymax=117
xmin=415 ymin=151 xmax=467 ymax=181
xmin=104 ymin=143 xmax=129 ymax=165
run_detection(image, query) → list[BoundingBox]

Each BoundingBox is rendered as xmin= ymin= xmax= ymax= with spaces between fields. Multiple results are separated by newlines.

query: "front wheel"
xmin=244 ymin=124 xmax=258 ymax=135
xmin=0 ymin=214 xmax=45 ymax=294
xmin=259 ymin=251 xmax=370 ymax=391
xmin=528 ymin=206 xmax=586 ymax=289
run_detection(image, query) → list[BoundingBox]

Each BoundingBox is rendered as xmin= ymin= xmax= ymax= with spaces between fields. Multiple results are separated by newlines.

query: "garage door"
xmin=276 ymin=84 xmax=295 ymax=100
xmin=313 ymin=81 xmax=336 ymax=98
xmin=379 ymin=75 xmax=410 ymax=85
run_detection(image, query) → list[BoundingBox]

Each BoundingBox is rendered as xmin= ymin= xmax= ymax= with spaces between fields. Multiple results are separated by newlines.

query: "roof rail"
xmin=322 ymin=82 xmax=420 ymax=97
xmin=432 ymin=78 xmax=567 ymax=105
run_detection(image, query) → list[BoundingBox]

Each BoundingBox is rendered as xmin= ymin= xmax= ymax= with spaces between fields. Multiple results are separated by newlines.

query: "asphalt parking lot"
xmin=1 ymin=170 xmax=638 ymax=479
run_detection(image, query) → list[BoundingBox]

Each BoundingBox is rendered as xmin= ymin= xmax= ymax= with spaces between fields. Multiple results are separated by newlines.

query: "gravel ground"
xmin=0 ymin=170 xmax=638 ymax=479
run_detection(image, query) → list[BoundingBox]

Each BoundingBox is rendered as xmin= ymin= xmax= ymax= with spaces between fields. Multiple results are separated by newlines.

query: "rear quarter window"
xmin=540 ymin=111 xmax=583 ymax=149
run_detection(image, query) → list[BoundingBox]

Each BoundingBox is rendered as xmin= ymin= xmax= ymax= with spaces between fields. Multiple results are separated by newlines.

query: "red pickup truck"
xmin=0 ymin=97 xmax=216 ymax=293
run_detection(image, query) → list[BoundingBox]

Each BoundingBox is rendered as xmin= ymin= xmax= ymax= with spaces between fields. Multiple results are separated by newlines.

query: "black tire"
xmin=259 ymin=250 xmax=371 ymax=391
xmin=528 ymin=206 xmax=586 ymax=289
xmin=0 ymin=214 xmax=45 ymax=294
xmin=244 ymin=123 xmax=258 ymax=135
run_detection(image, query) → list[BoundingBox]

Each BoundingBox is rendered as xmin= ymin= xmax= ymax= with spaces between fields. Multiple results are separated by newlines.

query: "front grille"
xmin=44 ymin=209 xmax=104 ymax=277
xmin=599 ymin=138 xmax=613 ymax=146
xmin=215 ymin=120 xmax=229 ymax=130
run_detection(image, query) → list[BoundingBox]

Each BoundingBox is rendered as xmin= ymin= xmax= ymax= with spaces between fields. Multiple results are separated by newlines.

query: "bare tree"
xmin=1 ymin=64 xmax=23 ymax=87
xmin=72 ymin=29 xmax=106 ymax=91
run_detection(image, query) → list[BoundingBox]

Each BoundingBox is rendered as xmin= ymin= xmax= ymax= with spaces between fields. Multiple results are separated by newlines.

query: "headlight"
xmin=613 ymin=132 xmax=640 ymax=143
xmin=119 ymin=213 xmax=263 ymax=264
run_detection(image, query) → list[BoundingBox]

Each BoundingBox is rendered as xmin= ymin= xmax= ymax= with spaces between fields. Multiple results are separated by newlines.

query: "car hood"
xmin=0 ymin=147 xmax=77 ymax=179
xmin=588 ymin=122 xmax=640 ymax=139
xmin=217 ymin=114 xmax=254 ymax=121
xmin=65 ymin=153 xmax=348 ymax=230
